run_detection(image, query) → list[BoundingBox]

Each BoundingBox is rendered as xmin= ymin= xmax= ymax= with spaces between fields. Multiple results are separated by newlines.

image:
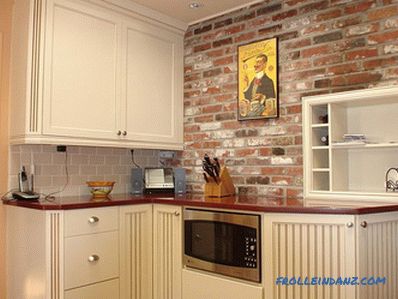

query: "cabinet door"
xmin=121 ymin=19 xmax=183 ymax=147
xmin=357 ymin=212 xmax=398 ymax=299
xmin=153 ymin=204 xmax=182 ymax=299
xmin=263 ymin=213 xmax=356 ymax=299
xmin=119 ymin=205 xmax=153 ymax=299
xmin=42 ymin=0 xmax=122 ymax=139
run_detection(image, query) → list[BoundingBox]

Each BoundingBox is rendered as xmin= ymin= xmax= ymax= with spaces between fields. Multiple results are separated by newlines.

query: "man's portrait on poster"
xmin=238 ymin=38 xmax=278 ymax=120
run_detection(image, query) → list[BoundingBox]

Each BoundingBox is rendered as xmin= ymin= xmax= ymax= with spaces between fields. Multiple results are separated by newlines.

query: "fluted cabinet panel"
xmin=357 ymin=212 xmax=398 ymax=299
xmin=120 ymin=205 xmax=153 ymax=299
xmin=153 ymin=205 xmax=182 ymax=299
xmin=263 ymin=214 xmax=356 ymax=299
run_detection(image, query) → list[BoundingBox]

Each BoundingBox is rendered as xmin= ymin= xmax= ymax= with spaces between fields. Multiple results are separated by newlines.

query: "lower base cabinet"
xmin=263 ymin=212 xmax=398 ymax=299
xmin=6 ymin=204 xmax=182 ymax=299
xmin=153 ymin=204 xmax=182 ymax=299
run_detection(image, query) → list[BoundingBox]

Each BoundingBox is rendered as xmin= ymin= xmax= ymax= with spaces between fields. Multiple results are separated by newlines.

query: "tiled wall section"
xmin=183 ymin=0 xmax=398 ymax=197
xmin=9 ymin=145 xmax=164 ymax=197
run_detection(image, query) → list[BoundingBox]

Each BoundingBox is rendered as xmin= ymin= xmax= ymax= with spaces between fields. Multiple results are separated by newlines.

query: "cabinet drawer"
xmin=64 ymin=231 xmax=119 ymax=289
xmin=64 ymin=207 xmax=118 ymax=237
xmin=64 ymin=279 xmax=119 ymax=299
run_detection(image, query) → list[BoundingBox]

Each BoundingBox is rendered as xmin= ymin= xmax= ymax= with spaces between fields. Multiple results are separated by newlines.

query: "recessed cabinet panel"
xmin=43 ymin=0 xmax=121 ymax=138
xmin=123 ymin=21 xmax=183 ymax=144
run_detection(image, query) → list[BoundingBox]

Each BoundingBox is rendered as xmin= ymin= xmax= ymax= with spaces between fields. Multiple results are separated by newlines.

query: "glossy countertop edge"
xmin=3 ymin=193 xmax=398 ymax=215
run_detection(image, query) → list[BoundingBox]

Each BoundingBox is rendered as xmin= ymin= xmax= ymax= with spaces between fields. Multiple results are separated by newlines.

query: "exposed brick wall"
xmin=183 ymin=0 xmax=398 ymax=198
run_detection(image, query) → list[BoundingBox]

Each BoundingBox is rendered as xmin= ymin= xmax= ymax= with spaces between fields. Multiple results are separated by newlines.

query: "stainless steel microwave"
xmin=183 ymin=208 xmax=261 ymax=282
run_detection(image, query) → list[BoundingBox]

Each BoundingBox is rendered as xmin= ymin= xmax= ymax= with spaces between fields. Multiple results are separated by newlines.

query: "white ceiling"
xmin=129 ymin=0 xmax=264 ymax=25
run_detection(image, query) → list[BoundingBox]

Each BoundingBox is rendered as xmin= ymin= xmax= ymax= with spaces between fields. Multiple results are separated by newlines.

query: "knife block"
xmin=204 ymin=166 xmax=235 ymax=198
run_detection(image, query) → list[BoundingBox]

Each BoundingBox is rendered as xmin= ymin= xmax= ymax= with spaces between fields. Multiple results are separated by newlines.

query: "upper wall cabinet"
xmin=9 ymin=0 xmax=186 ymax=150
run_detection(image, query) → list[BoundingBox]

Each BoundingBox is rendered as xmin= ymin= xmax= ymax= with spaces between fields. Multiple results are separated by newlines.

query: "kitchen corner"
xmin=2 ymin=0 xmax=398 ymax=298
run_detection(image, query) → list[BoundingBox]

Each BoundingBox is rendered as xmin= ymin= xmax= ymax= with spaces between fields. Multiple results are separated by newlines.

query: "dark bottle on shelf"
xmin=319 ymin=114 xmax=328 ymax=123
xmin=320 ymin=135 xmax=329 ymax=145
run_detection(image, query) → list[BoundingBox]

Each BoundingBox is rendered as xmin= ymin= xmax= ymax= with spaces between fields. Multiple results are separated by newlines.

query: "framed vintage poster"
xmin=238 ymin=37 xmax=278 ymax=120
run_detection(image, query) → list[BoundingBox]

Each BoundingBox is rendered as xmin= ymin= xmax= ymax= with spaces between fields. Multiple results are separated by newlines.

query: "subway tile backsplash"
xmin=9 ymin=145 xmax=163 ymax=197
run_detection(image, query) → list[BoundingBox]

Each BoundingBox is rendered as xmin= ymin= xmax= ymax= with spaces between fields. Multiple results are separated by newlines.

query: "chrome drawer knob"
xmin=88 ymin=216 xmax=99 ymax=224
xmin=117 ymin=130 xmax=122 ymax=136
xmin=174 ymin=211 xmax=180 ymax=216
xmin=122 ymin=131 xmax=127 ymax=136
xmin=88 ymin=255 xmax=100 ymax=263
xmin=346 ymin=222 xmax=354 ymax=228
xmin=360 ymin=221 xmax=368 ymax=228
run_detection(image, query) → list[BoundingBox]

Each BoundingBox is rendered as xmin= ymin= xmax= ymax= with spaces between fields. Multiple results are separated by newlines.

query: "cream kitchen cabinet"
xmin=153 ymin=204 xmax=182 ymax=299
xmin=263 ymin=212 xmax=398 ymax=299
xmin=119 ymin=204 xmax=153 ymax=299
xmin=6 ymin=203 xmax=183 ymax=299
xmin=6 ymin=206 xmax=120 ymax=299
xmin=10 ymin=0 xmax=185 ymax=150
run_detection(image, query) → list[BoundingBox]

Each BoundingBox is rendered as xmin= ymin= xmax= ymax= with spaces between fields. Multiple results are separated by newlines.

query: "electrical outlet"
xmin=159 ymin=151 xmax=175 ymax=159
xmin=57 ymin=145 xmax=67 ymax=152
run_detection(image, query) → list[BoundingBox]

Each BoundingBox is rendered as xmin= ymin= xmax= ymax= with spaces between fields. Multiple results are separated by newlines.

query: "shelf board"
xmin=312 ymin=168 xmax=330 ymax=172
xmin=311 ymin=123 xmax=329 ymax=128
xmin=332 ymin=142 xmax=398 ymax=149
xmin=312 ymin=146 xmax=329 ymax=150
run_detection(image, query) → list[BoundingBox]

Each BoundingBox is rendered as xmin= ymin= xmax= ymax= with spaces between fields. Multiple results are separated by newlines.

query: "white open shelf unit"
xmin=303 ymin=86 xmax=398 ymax=204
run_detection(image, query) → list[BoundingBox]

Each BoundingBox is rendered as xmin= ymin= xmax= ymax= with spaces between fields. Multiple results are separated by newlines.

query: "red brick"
xmin=284 ymin=38 xmax=312 ymax=49
xmin=203 ymin=86 xmax=221 ymax=95
xmin=248 ymin=16 xmax=272 ymax=28
xmin=363 ymin=56 xmax=398 ymax=70
xmin=287 ymin=188 xmax=302 ymax=198
xmin=202 ymin=105 xmax=222 ymax=114
xmin=301 ymin=24 xmax=328 ymax=35
xmin=193 ymin=43 xmax=212 ymax=52
xmin=214 ymin=18 xmax=233 ymax=29
xmin=194 ymin=115 xmax=214 ymax=122
xmin=184 ymin=125 xmax=200 ymax=133
xmin=184 ymin=90 xmax=201 ymax=98
xmin=236 ymin=149 xmax=256 ymax=157
xmin=224 ymin=24 xmax=245 ymax=35
xmin=368 ymin=30 xmax=398 ymax=44
xmin=314 ymin=54 xmax=343 ymax=66
xmin=300 ymin=1 xmax=328 ymax=14
xmin=272 ymin=10 xmax=298 ymax=21
xmin=345 ymin=72 xmax=382 ymax=84
xmin=335 ymin=17 xmax=362 ymax=30
xmin=286 ymin=0 xmax=308 ymax=6
xmin=194 ymin=24 xmax=213 ymax=35
xmin=261 ymin=167 xmax=285 ymax=175
xmin=223 ymin=102 xmax=237 ymax=112
xmin=256 ymin=3 xmax=282 ymax=16
xmin=368 ymin=6 xmax=398 ymax=21
xmin=259 ymin=148 xmax=272 ymax=156
xmin=315 ymin=9 xmax=342 ymax=21
xmin=331 ymin=76 xmax=347 ymax=86
xmin=328 ymin=63 xmax=359 ymax=75
xmin=344 ymin=1 xmax=376 ymax=14
xmin=234 ymin=11 xmax=256 ymax=23
xmin=215 ymin=112 xmax=235 ymax=121
xmin=346 ymin=48 xmax=378 ymax=60
xmin=302 ymin=45 xmax=330 ymax=58
xmin=213 ymin=38 xmax=233 ymax=48
xmin=206 ymin=49 xmax=224 ymax=57
xmin=222 ymin=121 xmax=241 ymax=129
xmin=286 ymin=105 xmax=302 ymax=114
xmin=258 ymin=24 xmax=283 ymax=36
xmin=234 ymin=31 xmax=256 ymax=43
xmin=202 ymin=141 xmax=222 ymax=148
xmin=214 ymin=56 xmax=234 ymax=66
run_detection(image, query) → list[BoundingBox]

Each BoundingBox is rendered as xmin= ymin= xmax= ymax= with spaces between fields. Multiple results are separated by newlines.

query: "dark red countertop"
xmin=3 ymin=193 xmax=398 ymax=215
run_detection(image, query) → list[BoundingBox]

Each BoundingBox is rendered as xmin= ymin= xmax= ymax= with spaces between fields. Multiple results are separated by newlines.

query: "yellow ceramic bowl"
xmin=86 ymin=181 xmax=115 ymax=198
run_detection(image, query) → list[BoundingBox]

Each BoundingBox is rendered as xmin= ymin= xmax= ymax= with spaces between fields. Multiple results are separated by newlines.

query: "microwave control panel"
xmin=244 ymin=236 xmax=257 ymax=268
